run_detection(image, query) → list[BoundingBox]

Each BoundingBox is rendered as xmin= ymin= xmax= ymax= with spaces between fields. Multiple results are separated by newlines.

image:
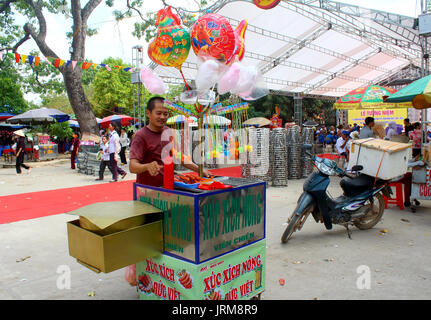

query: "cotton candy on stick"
xmin=230 ymin=64 xmax=258 ymax=95
xmin=140 ymin=66 xmax=166 ymax=95
xmin=195 ymin=59 xmax=221 ymax=91
xmin=217 ymin=62 xmax=241 ymax=95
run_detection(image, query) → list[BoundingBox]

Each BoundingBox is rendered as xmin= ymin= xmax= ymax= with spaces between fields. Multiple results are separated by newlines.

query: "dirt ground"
xmin=0 ymin=159 xmax=430 ymax=300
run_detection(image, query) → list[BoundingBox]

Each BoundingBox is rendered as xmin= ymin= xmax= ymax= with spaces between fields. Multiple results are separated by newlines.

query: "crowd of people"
xmin=315 ymin=117 xmax=430 ymax=163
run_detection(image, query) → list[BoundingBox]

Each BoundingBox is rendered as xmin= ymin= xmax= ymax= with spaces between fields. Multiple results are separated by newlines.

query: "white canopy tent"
xmin=150 ymin=0 xmax=423 ymax=100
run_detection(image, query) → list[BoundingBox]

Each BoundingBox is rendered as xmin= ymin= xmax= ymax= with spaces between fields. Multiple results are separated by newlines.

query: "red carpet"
xmin=0 ymin=166 xmax=241 ymax=224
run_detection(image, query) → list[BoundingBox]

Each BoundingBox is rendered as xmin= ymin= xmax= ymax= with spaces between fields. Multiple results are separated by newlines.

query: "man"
xmin=336 ymin=130 xmax=349 ymax=161
xmin=108 ymin=123 xmax=127 ymax=182
xmin=14 ymin=130 xmax=31 ymax=175
xmin=70 ymin=133 xmax=80 ymax=169
xmin=359 ymin=117 xmax=375 ymax=139
xmin=403 ymin=118 xmax=414 ymax=137
xmin=129 ymin=96 xmax=210 ymax=187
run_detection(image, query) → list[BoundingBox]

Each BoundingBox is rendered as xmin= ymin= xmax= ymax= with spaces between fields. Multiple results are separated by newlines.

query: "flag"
xmin=0 ymin=51 xmax=3 ymax=61
xmin=15 ymin=53 xmax=20 ymax=63
xmin=34 ymin=56 xmax=40 ymax=66
xmin=54 ymin=59 xmax=60 ymax=68
xmin=66 ymin=60 xmax=71 ymax=67
xmin=21 ymin=55 xmax=27 ymax=63
xmin=59 ymin=60 xmax=65 ymax=67
xmin=28 ymin=55 xmax=34 ymax=65
xmin=72 ymin=61 xmax=77 ymax=69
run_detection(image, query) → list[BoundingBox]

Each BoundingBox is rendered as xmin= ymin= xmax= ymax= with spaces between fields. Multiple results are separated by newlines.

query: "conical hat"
xmin=14 ymin=129 xmax=25 ymax=137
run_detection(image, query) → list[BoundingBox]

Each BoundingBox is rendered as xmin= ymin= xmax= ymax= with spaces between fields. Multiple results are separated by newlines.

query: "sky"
xmin=12 ymin=0 xmax=423 ymax=104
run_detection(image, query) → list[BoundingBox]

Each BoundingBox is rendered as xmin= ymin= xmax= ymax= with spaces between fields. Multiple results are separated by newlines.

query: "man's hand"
xmin=202 ymin=169 xmax=211 ymax=178
xmin=147 ymin=161 xmax=162 ymax=176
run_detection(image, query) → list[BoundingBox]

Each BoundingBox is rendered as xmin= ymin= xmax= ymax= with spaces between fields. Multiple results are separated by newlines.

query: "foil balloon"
xmin=191 ymin=13 xmax=247 ymax=65
xmin=253 ymin=0 xmax=281 ymax=9
xmin=148 ymin=6 xmax=191 ymax=69
xmin=140 ymin=66 xmax=166 ymax=95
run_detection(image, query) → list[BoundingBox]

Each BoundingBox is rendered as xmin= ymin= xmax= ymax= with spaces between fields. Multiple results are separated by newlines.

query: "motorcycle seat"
xmin=340 ymin=174 xmax=375 ymax=197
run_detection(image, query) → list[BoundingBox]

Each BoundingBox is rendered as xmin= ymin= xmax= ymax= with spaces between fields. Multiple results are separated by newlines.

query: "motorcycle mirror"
xmin=303 ymin=144 xmax=312 ymax=150
xmin=351 ymin=165 xmax=363 ymax=172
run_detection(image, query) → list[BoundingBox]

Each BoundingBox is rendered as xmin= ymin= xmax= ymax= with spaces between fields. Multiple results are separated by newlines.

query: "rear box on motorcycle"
xmin=348 ymin=138 xmax=412 ymax=180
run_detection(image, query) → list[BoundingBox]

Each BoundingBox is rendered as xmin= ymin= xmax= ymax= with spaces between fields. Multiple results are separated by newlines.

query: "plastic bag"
xmin=124 ymin=264 xmax=137 ymax=286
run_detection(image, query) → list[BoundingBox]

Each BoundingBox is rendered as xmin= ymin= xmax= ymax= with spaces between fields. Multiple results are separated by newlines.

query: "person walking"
xmin=119 ymin=128 xmax=130 ymax=165
xmin=70 ymin=133 xmax=80 ymax=169
xmin=14 ymin=130 xmax=31 ymax=175
xmin=95 ymin=135 xmax=112 ymax=181
xmin=108 ymin=123 xmax=127 ymax=182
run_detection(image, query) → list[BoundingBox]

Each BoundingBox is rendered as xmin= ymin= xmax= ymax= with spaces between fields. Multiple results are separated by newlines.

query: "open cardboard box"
xmin=67 ymin=201 xmax=163 ymax=273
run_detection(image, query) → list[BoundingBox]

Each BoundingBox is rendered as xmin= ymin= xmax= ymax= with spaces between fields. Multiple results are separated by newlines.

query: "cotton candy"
xmin=196 ymin=60 xmax=221 ymax=91
xmin=140 ymin=66 xmax=166 ymax=95
xmin=217 ymin=62 xmax=241 ymax=95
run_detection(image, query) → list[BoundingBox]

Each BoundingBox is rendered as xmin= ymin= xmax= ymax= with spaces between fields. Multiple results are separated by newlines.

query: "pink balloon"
xmin=217 ymin=62 xmax=240 ymax=95
xmin=140 ymin=66 xmax=166 ymax=95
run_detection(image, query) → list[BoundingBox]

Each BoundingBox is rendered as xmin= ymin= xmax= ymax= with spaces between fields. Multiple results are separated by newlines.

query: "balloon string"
xmin=179 ymin=68 xmax=191 ymax=91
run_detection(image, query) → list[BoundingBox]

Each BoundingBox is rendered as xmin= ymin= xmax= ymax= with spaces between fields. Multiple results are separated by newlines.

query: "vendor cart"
xmin=66 ymin=177 xmax=266 ymax=300
xmin=133 ymin=177 xmax=266 ymax=300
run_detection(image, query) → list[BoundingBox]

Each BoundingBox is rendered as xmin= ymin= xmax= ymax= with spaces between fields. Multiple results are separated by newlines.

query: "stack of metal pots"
xmin=247 ymin=127 xmax=271 ymax=182
xmin=270 ymin=128 xmax=288 ymax=186
xmin=287 ymin=125 xmax=302 ymax=179
xmin=301 ymin=127 xmax=315 ymax=177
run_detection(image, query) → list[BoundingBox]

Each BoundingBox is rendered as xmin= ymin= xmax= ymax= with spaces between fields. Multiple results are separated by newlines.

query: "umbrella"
xmin=6 ymin=108 xmax=57 ymax=124
xmin=41 ymin=108 xmax=70 ymax=122
xmin=0 ymin=122 xmax=25 ymax=129
xmin=303 ymin=120 xmax=319 ymax=127
xmin=202 ymin=115 xmax=231 ymax=126
xmin=0 ymin=113 xmax=15 ymax=121
xmin=100 ymin=115 xmax=134 ymax=129
xmin=384 ymin=74 xmax=431 ymax=109
xmin=243 ymin=117 xmax=271 ymax=127
xmin=334 ymin=85 xmax=409 ymax=110
xmin=68 ymin=120 xmax=80 ymax=128
xmin=167 ymin=115 xmax=197 ymax=125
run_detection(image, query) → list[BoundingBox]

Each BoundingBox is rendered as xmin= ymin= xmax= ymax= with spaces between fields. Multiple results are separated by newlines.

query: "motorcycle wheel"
xmin=281 ymin=206 xmax=312 ymax=244
xmin=353 ymin=193 xmax=385 ymax=230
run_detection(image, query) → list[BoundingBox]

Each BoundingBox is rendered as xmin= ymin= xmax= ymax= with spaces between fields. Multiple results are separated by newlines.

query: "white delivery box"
xmin=348 ymin=138 xmax=412 ymax=180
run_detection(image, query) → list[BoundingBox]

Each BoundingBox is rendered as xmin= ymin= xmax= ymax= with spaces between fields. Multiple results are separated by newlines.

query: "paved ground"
xmin=0 ymin=159 xmax=430 ymax=300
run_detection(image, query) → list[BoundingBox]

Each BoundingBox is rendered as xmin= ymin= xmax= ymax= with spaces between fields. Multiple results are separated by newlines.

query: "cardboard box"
xmin=67 ymin=201 xmax=163 ymax=273
xmin=348 ymin=138 xmax=412 ymax=180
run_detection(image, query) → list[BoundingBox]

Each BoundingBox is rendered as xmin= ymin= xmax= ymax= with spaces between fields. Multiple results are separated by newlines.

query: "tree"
xmin=1 ymin=0 xmax=104 ymax=136
xmin=91 ymin=57 xmax=134 ymax=117
xmin=0 ymin=57 xmax=28 ymax=113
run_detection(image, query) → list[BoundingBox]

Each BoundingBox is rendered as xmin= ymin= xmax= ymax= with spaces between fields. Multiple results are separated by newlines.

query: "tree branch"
xmin=81 ymin=0 xmax=102 ymax=23
xmin=0 ymin=30 xmax=30 ymax=52
xmin=0 ymin=0 xmax=18 ymax=13
xmin=126 ymin=0 xmax=146 ymax=22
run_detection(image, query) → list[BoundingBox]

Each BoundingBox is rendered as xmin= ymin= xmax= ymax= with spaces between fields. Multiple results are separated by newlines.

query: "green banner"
xmin=136 ymin=239 xmax=266 ymax=300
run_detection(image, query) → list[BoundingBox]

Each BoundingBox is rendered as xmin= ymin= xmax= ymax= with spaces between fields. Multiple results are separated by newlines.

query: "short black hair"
xmin=147 ymin=96 xmax=165 ymax=112
xmin=365 ymin=117 xmax=374 ymax=125
xmin=404 ymin=118 xmax=410 ymax=123
xmin=413 ymin=122 xmax=421 ymax=129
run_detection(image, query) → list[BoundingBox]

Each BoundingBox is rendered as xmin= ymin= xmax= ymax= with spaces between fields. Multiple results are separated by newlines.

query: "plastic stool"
xmin=383 ymin=182 xmax=404 ymax=210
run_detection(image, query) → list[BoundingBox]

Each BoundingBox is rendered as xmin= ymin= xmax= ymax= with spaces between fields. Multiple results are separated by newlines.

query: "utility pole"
xmin=131 ymin=46 xmax=145 ymax=129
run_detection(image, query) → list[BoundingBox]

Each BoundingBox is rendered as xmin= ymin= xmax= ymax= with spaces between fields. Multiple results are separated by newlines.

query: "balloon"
xmin=148 ymin=6 xmax=191 ymax=69
xmin=196 ymin=59 xmax=221 ymax=91
xmin=140 ymin=66 xmax=166 ymax=94
xmin=191 ymin=13 xmax=247 ymax=65
xmin=217 ymin=62 xmax=240 ymax=94
xmin=253 ymin=0 xmax=281 ymax=9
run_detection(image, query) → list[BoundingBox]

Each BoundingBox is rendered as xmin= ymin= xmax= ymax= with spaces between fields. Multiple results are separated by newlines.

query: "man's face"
xmin=147 ymin=102 xmax=169 ymax=129
xmin=108 ymin=124 xmax=114 ymax=132
xmin=404 ymin=120 xmax=409 ymax=126
xmin=369 ymin=121 xmax=375 ymax=128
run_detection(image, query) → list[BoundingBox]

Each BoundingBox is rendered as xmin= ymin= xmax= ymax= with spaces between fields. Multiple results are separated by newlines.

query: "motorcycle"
xmin=281 ymin=145 xmax=392 ymax=243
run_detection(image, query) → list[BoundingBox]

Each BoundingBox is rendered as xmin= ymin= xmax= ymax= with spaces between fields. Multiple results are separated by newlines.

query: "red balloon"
xmin=191 ymin=13 xmax=247 ymax=65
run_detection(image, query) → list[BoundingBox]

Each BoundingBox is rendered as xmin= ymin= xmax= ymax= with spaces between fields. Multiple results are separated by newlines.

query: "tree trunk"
xmin=63 ymin=67 xmax=99 ymax=135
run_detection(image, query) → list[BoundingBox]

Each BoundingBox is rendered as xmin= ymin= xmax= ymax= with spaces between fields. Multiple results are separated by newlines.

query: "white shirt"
xmin=109 ymin=130 xmax=121 ymax=154
xmin=336 ymin=137 xmax=347 ymax=154
xmin=119 ymin=134 xmax=130 ymax=147
xmin=101 ymin=142 xmax=110 ymax=161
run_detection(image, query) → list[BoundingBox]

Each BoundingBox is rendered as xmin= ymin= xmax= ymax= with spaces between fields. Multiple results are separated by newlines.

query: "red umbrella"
xmin=0 ymin=113 xmax=15 ymax=121
xmin=100 ymin=115 xmax=134 ymax=129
